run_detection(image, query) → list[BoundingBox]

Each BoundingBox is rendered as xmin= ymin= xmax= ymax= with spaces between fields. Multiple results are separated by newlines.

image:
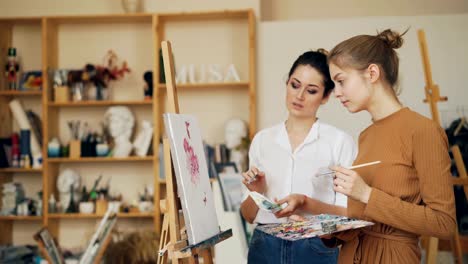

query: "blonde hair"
xmin=328 ymin=29 xmax=408 ymax=94
xmin=104 ymin=231 xmax=160 ymax=264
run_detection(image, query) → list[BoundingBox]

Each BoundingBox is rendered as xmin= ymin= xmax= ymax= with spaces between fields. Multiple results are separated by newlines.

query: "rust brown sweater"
xmin=338 ymin=107 xmax=456 ymax=263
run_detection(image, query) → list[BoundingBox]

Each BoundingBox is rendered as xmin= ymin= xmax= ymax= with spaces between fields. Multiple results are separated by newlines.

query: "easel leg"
xmin=426 ymin=237 xmax=439 ymax=264
xmin=157 ymin=213 xmax=170 ymax=264
xmin=201 ymin=249 xmax=213 ymax=264
xmin=451 ymin=227 xmax=463 ymax=264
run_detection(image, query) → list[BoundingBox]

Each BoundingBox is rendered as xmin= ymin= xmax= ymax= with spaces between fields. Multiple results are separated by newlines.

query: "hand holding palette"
xmin=249 ymin=191 xmax=282 ymax=213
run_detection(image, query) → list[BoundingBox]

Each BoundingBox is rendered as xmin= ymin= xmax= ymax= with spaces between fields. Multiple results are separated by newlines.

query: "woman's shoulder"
xmin=251 ymin=122 xmax=285 ymax=143
xmin=404 ymin=109 xmax=444 ymax=135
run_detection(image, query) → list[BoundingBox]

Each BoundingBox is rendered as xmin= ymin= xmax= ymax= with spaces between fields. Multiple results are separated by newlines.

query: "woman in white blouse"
xmin=240 ymin=50 xmax=356 ymax=264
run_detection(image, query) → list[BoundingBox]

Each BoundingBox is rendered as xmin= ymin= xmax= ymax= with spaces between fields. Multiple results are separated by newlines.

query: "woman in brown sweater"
xmin=325 ymin=29 xmax=457 ymax=263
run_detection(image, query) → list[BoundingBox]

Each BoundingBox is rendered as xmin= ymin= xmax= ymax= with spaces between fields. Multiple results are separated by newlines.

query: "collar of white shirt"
xmin=275 ymin=119 xmax=320 ymax=153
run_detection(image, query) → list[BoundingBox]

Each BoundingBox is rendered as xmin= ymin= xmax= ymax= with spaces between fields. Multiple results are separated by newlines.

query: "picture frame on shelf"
xmin=217 ymin=171 xmax=243 ymax=212
xmin=19 ymin=71 xmax=42 ymax=91
xmin=214 ymin=162 xmax=242 ymax=211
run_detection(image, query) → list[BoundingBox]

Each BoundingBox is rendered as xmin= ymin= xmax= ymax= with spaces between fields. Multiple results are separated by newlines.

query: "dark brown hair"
xmin=328 ymin=29 xmax=408 ymax=94
xmin=288 ymin=49 xmax=335 ymax=97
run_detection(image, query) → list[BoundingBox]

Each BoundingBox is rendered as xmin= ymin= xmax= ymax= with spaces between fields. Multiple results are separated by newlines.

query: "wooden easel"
xmin=157 ymin=41 xmax=232 ymax=264
xmin=418 ymin=29 xmax=468 ymax=264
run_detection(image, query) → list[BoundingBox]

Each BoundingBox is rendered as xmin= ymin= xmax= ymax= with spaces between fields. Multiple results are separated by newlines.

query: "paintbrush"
xmin=247 ymin=171 xmax=258 ymax=184
xmin=315 ymin=161 xmax=381 ymax=177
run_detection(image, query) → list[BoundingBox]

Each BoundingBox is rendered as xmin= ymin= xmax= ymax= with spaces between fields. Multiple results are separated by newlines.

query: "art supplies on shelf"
xmin=249 ymin=191 xmax=282 ymax=213
xmin=256 ymin=214 xmax=374 ymax=241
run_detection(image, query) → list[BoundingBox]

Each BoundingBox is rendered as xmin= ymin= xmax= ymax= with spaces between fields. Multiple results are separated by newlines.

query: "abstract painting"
xmin=164 ymin=113 xmax=220 ymax=245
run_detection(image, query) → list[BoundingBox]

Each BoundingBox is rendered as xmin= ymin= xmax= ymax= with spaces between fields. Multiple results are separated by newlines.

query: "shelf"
xmin=0 ymin=17 xmax=42 ymax=24
xmin=46 ymin=13 xmax=153 ymax=24
xmin=0 ymin=168 xmax=42 ymax=173
xmin=159 ymin=178 xmax=217 ymax=184
xmin=158 ymin=82 xmax=249 ymax=90
xmin=47 ymin=156 xmax=154 ymax=163
xmin=0 ymin=215 xmax=42 ymax=221
xmin=48 ymin=212 xmax=154 ymax=219
xmin=159 ymin=10 xmax=250 ymax=21
xmin=48 ymin=100 xmax=152 ymax=107
xmin=0 ymin=90 xmax=42 ymax=97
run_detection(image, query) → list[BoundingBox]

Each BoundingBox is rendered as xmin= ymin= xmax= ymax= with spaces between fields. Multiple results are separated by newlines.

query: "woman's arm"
xmin=240 ymin=196 xmax=260 ymax=223
xmin=239 ymin=134 xmax=266 ymax=224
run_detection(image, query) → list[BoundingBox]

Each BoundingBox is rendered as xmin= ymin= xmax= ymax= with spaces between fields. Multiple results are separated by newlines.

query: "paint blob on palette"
xmin=256 ymin=214 xmax=374 ymax=241
xmin=249 ymin=191 xmax=282 ymax=213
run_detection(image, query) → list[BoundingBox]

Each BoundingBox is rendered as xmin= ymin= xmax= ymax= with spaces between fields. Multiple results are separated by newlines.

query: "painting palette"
xmin=256 ymin=214 xmax=374 ymax=241
xmin=249 ymin=191 xmax=282 ymax=213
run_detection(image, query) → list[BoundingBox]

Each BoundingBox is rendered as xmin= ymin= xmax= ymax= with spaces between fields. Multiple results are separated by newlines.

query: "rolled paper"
xmin=9 ymin=99 xmax=42 ymax=168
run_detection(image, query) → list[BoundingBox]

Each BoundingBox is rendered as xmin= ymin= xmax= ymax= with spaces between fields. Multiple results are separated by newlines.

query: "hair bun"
xmin=316 ymin=48 xmax=329 ymax=56
xmin=377 ymin=29 xmax=405 ymax=49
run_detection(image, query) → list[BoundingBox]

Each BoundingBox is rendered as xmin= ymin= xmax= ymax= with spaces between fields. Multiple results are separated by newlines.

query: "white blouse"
xmin=245 ymin=120 xmax=357 ymax=224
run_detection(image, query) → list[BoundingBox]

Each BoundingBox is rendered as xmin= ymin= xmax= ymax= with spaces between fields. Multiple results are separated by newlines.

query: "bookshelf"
xmin=0 ymin=16 xmax=45 ymax=245
xmin=0 ymin=9 xmax=256 ymax=247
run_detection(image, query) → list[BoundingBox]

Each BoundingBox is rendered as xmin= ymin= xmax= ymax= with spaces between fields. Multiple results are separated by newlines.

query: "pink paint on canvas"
xmin=183 ymin=121 xmax=200 ymax=185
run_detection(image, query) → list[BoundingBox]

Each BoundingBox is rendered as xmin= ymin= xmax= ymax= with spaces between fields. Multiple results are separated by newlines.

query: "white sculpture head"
xmin=104 ymin=106 xmax=135 ymax=140
xmin=225 ymin=118 xmax=248 ymax=149
xmin=57 ymin=168 xmax=81 ymax=193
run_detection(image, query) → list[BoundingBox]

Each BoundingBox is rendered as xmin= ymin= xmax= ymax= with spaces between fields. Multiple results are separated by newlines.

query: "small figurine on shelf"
xmin=4 ymin=47 xmax=20 ymax=90
xmin=143 ymin=71 xmax=153 ymax=100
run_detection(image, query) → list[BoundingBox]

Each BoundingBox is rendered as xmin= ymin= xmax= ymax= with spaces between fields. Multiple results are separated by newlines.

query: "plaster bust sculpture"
xmin=57 ymin=168 xmax=81 ymax=211
xmin=104 ymin=106 xmax=135 ymax=157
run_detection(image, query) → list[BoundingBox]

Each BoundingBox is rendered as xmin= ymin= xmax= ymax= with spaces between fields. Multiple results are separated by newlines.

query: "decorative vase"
xmin=121 ymin=0 xmax=141 ymax=13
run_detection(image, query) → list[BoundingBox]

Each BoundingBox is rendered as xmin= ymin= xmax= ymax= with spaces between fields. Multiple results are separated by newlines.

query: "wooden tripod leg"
xmin=201 ymin=248 xmax=214 ymax=264
xmin=451 ymin=145 xmax=467 ymax=263
xmin=451 ymin=227 xmax=463 ymax=264
xmin=157 ymin=212 xmax=170 ymax=264
xmin=426 ymin=237 xmax=439 ymax=264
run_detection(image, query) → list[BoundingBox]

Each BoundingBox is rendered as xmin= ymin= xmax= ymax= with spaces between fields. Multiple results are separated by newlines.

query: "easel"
xmin=157 ymin=40 xmax=232 ymax=264
xmin=418 ymin=29 xmax=468 ymax=264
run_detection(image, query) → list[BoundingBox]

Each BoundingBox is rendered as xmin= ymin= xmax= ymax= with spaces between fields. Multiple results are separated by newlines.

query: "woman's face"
xmin=285 ymin=65 xmax=329 ymax=119
xmin=329 ymin=63 xmax=371 ymax=113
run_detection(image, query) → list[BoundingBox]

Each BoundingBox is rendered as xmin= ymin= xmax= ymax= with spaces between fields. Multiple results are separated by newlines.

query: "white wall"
xmin=0 ymin=0 xmax=260 ymax=17
xmin=258 ymin=14 xmax=468 ymax=139
xmin=261 ymin=0 xmax=468 ymax=21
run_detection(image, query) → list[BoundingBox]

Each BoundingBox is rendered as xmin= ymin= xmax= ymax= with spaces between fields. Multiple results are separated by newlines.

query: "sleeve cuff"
xmin=363 ymin=187 xmax=391 ymax=220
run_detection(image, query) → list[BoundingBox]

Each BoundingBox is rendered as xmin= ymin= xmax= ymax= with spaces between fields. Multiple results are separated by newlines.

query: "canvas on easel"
xmin=157 ymin=40 xmax=232 ymax=264
xmin=163 ymin=113 xmax=220 ymax=244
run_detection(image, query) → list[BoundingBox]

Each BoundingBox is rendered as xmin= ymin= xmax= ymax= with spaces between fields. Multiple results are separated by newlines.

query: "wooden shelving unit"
xmin=0 ymin=9 xmax=256 ymax=246
xmin=48 ymin=212 xmax=153 ymax=219
xmin=0 ymin=168 xmax=43 ymax=173
xmin=0 ymin=216 xmax=42 ymax=221
xmin=48 ymin=100 xmax=152 ymax=107
xmin=47 ymin=156 xmax=154 ymax=163
xmin=157 ymin=82 xmax=250 ymax=90
xmin=0 ymin=90 xmax=42 ymax=96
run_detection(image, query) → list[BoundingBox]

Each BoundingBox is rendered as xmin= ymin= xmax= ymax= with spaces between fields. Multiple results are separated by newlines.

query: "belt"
xmin=353 ymin=229 xmax=417 ymax=263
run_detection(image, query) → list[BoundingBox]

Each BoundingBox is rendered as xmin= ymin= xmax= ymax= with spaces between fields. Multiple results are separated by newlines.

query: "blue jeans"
xmin=247 ymin=229 xmax=338 ymax=264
